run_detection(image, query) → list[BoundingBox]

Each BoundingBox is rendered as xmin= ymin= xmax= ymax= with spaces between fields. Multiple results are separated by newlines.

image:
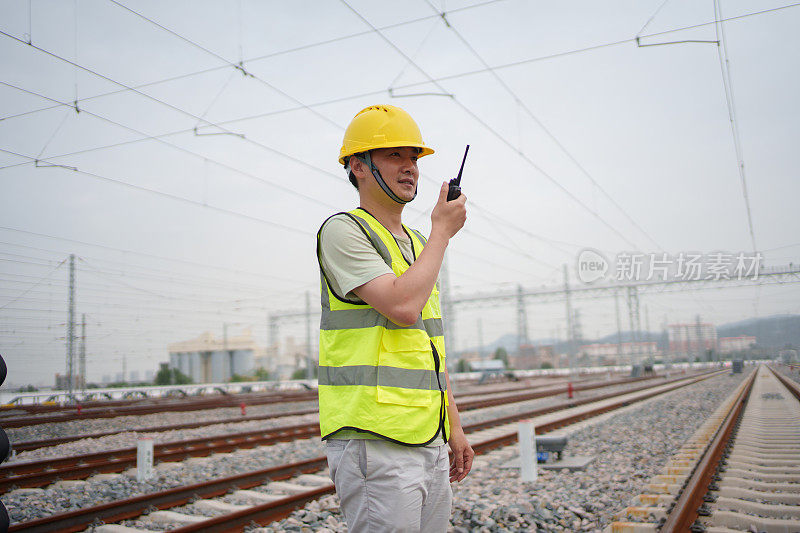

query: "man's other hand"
xmin=448 ymin=426 xmax=474 ymax=483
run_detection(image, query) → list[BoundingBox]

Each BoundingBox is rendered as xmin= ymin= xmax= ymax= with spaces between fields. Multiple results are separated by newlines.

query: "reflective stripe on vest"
xmin=317 ymin=208 xmax=448 ymax=446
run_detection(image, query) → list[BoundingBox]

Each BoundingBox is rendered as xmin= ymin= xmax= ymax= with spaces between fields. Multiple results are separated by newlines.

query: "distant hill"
xmin=461 ymin=314 xmax=800 ymax=355
xmin=717 ymin=314 xmax=800 ymax=348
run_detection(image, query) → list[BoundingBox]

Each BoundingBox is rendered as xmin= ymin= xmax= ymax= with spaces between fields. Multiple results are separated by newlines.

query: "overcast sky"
xmin=1 ymin=0 xmax=799 ymax=387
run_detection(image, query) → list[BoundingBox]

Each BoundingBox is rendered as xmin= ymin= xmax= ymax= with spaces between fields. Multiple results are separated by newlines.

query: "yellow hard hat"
xmin=338 ymin=104 xmax=435 ymax=165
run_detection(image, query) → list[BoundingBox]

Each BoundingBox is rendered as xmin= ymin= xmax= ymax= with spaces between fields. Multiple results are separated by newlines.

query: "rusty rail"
xmin=658 ymin=368 xmax=756 ymax=531
xmin=769 ymin=364 xmax=800 ymax=402
xmin=167 ymin=371 xmax=728 ymax=533
xmin=0 ymin=423 xmax=320 ymax=493
xmin=3 ymin=371 xmax=717 ymax=493
xmin=8 ymin=369 xmax=725 ymax=532
xmin=9 ymin=372 xmax=668 ymax=457
xmin=9 ymin=456 xmax=329 ymax=533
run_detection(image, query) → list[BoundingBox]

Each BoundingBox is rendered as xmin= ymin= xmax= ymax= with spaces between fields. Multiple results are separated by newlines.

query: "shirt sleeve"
xmin=319 ymin=214 xmax=394 ymax=301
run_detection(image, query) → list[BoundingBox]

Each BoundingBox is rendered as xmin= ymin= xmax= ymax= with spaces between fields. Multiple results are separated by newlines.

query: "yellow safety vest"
xmin=316 ymin=207 xmax=449 ymax=446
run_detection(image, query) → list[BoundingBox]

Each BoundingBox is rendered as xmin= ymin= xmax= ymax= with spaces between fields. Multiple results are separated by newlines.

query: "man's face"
xmin=368 ymin=146 xmax=420 ymax=203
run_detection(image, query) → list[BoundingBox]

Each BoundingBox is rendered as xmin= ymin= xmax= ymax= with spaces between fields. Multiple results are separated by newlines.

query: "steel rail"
xmin=7 ymin=369 xmax=726 ymax=532
xmin=3 ymin=372 xmax=640 ymax=427
xmin=768 ymin=365 xmax=800 ymax=402
xmin=9 ymin=456 xmax=329 ymax=533
xmin=0 ymin=390 xmax=319 ymax=428
xmin=658 ymin=368 xmax=757 ymax=531
xmin=2 ymin=372 xmax=579 ymax=418
xmin=0 ymin=423 xmax=320 ymax=492
xmin=1 ymin=373 xmax=701 ymax=491
xmin=10 ymin=373 xmax=655 ymax=453
xmin=1 ymin=389 xmax=321 ymax=416
xmin=167 ymin=370 xmax=727 ymax=533
xmin=10 ymin=407 xmax=320 ymax=453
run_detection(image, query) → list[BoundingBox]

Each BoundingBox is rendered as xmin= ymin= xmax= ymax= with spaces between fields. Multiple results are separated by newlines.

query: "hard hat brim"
xmin=339 ymin=144 xmax=434 ymax=166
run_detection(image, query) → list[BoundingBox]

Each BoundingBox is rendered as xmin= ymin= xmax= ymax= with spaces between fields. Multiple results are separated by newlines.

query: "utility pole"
xmin=563 ymin=265 xmax=574 ymax=372
xmin=573 ymin=309 xmax=583 ymax=346
xmin=627 ymin=286 xmax=640 ymax=367
xmin=79 ymin=313 xmax=86 ymax=390
xmin=268 ymin=314 xmax=279 ymax=374
xmin=477 ymin=318 xmax=485 ymax=363
xmin=66 ymin=254 xmax=76 ymax=399
xmin=223 ymin=322 xmax=231 ymax=381
xmin=695 ymin=314 xmax=704 ymax=362
xmin=645 ymin=305 xmax=652 ymax=363
xmin=305 ymin=291 xmax=313 ymax=379
xmin=615 ymin=289 xmax=623 ymax=365
xmin=516 ymin=284 xmax=528 ymax=357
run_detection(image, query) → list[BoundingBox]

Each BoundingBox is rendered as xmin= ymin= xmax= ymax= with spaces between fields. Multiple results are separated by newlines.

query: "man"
xmin=316 ymin=104 xmax=474 ymax=532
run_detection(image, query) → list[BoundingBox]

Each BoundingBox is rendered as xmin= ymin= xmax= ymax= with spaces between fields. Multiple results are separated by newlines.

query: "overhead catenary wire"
xmin=0 ymin=4 xmax=792 ymax=171
xmin=4 ymin=2 xmax=792 ymax=380
xmin=0 ymin=243 xmax=309 ymax=296
xmin=0 ymin=258 xmax=67 ymax=309
xmin=94 ymin=4 xmax=578 ymax=271
xmin=713 ymin=0 xmax=758 ymax=253
xmin=636 ymin=0 xmax=674 ymax=37
xmin=0 ymin=147 xmax=313 ymax=237
xmin=0 ymin=5 xmax=785 ymax=259
xmin=0 ymin=30 xmax=353 ymax=189
xmin=2 ymin=1 xmax=795 ymax=126
xmin=341 ymin=0 xmax=644 ymax=250
xmin=106 ymin=0 xmax=344 ymax=132
xmin=423 ymin=0 xmax=664 ymax=251
xmin=0 ymin=82 xmax=571 ymax=274
xmin=0 ymin=226 xmax=306 ymax=285
xmin=0 ymin=0 xmax=508 ymax=123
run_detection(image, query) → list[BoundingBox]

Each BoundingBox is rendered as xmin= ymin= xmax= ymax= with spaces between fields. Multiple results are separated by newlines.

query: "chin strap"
xmin=358 ymin=151 xmax=417 ymax=204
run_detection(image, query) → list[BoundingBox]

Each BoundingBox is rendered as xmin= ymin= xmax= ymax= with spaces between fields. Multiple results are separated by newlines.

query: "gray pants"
xmin=325 ymin=439 xmax=452 ymax=533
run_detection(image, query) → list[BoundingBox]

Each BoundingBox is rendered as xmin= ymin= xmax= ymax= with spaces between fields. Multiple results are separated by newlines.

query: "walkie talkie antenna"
xmin=447 ymin=145 xmax=470 ymax=201
xmin=454 ymin=145 xmax=469 ymax=186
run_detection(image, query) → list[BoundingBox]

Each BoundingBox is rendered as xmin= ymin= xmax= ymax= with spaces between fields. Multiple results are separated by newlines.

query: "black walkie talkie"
xmin=447 ymin=145 xmax=470 ymax=201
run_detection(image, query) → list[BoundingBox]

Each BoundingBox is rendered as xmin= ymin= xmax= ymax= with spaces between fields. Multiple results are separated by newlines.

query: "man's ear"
xmin=349 ymin=155 xmax=368 ymax=181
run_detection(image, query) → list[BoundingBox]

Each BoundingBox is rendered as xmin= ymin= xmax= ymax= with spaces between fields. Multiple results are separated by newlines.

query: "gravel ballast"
xmin=260 ymin=370 xmax=748 ymax=532
xmin=3 ymin=369 xmax=747 ymax=530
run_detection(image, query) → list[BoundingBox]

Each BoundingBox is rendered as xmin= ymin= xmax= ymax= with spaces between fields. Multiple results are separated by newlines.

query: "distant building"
xmin=129 ymin=370 xmax=140 ymax=382
xmin=54 ymin=373 xmax=83 ymax=390
xmin=537 ymin=345 xmax=556 ymax=368
xmin=718 ymin=336 xmax=756 ymax=354
xmin=510 ymin=344 xmax=538 ymax=369
xmin=579 ymin=342 xmax=658 ymax=364
xmin=168 ymin=330 xmax=257 ymax=383
xmin=668 ymin=322 xmax=717 ymax=355
xmin=469 ymin=359 xmax=506 ymax=372
xmin=253 ymin=334 xmax=315 ymax=380
xmin=145 ymin=370 xmax=155 ymax=381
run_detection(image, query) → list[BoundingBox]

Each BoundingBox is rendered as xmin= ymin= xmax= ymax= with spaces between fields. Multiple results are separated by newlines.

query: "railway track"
xmin=0 ymin=390 xmax=320 ymax=429
xmin=606 ymin=364 xmax=800 ymax=532
xmin=9 ymin=372 xmax=658 ymax=453
xmin=1 ymin=373 xmax=575 ymax=420
xmin=8 ymin=369 xmax=727 ymax=532
xmin=1 ymin=372 xmax=588 ymax=418
xmin=2 ymin=372 xmax=643 ymax=429
xmin=0 ymin=372 xmax=696 ymax=493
